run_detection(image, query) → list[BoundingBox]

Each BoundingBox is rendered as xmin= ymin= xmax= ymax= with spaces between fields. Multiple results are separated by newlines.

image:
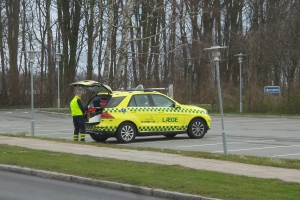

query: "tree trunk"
xmin=6 ymin=0 xmax=20 ymax=106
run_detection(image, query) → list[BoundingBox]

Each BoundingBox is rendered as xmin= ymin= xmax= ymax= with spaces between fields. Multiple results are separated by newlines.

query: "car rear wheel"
xmin=187 ymin=118 xmax=207 ymax=139
xmin=90 ymin=134 xmax=108 ymax=142
xmin=116 ymin=122 xmax=136 ymax=143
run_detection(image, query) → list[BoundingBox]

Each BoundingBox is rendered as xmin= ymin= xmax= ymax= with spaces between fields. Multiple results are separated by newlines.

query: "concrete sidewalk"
xmin=1 ymin=136 xmax=299 ymax=184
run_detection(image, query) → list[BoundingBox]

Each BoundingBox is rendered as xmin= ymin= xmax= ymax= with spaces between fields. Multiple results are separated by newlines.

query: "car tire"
xmin=116 ymin=122 xmax=136 ymax=143
xmin=90 ymin=134 xmax=108 ymax=142
xmin=164 ymin=134 xmax=177 ymax=138
xmin=187 ymin=118 xmax=207 ymax=139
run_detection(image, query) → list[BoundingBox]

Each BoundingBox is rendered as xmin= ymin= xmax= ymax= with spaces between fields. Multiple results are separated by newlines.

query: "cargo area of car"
xmin=85 ymin=94 xmax=109 ymax=125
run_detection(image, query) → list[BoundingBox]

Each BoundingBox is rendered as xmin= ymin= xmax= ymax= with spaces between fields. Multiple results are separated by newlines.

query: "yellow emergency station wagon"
xmin=71 ymin=80 xmax=211 ymax=143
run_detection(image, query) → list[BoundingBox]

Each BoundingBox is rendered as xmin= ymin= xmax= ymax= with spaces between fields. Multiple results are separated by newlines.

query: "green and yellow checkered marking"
xmin=87 ymin=106 xmax=206 ymax=133
xmin=86 ymin=125 xmax=117 ymax=132
xmin=103 ymin=107 xmax=206 ymax=114
xmin=87 ymin=124 xmax=187 ymax=133
xmin=139 ymin=125 xmax=187 ymax=132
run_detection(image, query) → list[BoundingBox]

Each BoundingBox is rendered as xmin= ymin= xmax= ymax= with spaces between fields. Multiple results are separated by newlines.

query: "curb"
xmin=0 ymin=164 xmax=219 ymax=200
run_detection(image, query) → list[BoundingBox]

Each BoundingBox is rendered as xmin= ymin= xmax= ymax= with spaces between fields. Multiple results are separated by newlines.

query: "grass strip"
xmin=2 ymin=134 xmax=300 ymax=170
xmin=1 ymin=144 xmax=299 ymax=200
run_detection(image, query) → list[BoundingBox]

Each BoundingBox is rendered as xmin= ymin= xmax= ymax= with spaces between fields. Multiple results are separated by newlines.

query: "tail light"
xmin=101 ymin=112 xmax=114 ymax=119
xmin=86 ymin=108 xmax=96 ymax=113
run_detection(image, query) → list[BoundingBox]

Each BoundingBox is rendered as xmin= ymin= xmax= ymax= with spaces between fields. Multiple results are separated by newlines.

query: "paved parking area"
xmin=1 ymin=110 xmax=300 ymax=160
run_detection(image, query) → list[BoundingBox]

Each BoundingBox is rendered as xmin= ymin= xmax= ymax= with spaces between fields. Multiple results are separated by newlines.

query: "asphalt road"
xmin=0 ymin=170 xmax=168 ymax=200
xmin=0 ymin=109 xmax=300 ymax=160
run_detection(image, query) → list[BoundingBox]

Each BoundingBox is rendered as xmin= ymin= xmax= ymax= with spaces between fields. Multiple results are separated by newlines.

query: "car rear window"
xmin=105 ymin=97 xmax=125 ymax=108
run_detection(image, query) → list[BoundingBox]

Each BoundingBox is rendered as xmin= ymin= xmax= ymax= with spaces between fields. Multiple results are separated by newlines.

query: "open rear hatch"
xmin=70 ymin=80 xmax=112 ymax=125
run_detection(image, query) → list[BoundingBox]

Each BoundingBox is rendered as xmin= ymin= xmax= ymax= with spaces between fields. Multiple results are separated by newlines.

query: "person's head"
xmin=75 ymin=87 xmax=83 ymax=98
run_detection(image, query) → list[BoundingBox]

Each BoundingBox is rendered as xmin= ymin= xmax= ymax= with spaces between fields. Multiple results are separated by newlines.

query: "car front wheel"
xmin=116 ymin=122 xmax=136 ymax=143
xmin=187 ymin=118 xmax=207 ymax=139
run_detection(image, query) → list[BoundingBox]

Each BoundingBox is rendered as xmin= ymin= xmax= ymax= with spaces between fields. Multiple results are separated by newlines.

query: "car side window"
xmin=151 ymin=94 xmax=174 ymax=107
xmin=128 ymin=96 xmax=137 ymax=107
xmin=129 ymin=95 xmax=150 ymax=107
xmin=106 ymin=97 xmax=125 ymax=108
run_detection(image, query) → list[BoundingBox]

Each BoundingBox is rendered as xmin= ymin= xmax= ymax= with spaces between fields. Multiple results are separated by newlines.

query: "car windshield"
xmin=106 ymin=97 xmax=125 ymax=108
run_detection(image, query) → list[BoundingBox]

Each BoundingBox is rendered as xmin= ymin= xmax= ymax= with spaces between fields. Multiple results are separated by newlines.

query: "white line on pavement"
xmin=212 ymin=144 xmax=300 ymax=153
xmin=243 ymin=121 xmax=300 ymax=125
xmin=173 ymin=140 xmax=275 ymax=149
xmin=35 ymin=129 xmax=72 ymax=132
xmin=35 ymin=133 xmax=71 ymax=135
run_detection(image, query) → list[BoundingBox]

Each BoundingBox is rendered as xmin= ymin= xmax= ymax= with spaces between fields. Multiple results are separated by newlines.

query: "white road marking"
xmin=4 ymin=128 xmax=30 ymax=130
xmin=35 ymin=129 xmax=72 ymax=132
xmin=212 ymin=144 xmax=300 ymax=153
xmin=243 ymin=121 xmax=300 ymax=125
xmin=212 ymin=118 xmax=276 ymax=122
xmin=35 ymin=133 xmax=71 ymax=135
xmin=173 ymin=140 xmax=275 ymax=149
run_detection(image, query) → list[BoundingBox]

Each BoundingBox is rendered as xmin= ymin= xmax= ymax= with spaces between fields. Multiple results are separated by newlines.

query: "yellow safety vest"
xmin=70 ymin=96 xmax=83 ymax=116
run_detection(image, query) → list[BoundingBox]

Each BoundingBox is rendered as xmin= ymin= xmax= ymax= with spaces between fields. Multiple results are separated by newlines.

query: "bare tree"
xmin=57 ymin=0 xmax=83 ymax=104
xmin=0 ymin=2 xmax=8 ymax=106
xmin=6 ymin=0 xmax=20 ymax=105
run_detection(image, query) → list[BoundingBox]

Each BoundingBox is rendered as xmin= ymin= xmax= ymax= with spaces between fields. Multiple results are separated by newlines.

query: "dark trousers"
xmin=73 ymin=116 xmax=86 ymax=134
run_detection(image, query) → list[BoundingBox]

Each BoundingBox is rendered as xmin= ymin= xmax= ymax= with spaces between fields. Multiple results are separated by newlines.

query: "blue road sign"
xmin=264 ymin=86 xmax=280 ymax=94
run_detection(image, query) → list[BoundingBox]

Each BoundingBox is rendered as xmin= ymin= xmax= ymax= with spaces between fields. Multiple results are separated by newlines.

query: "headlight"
xmin=202 ymin=109 xmax=208 ymax=114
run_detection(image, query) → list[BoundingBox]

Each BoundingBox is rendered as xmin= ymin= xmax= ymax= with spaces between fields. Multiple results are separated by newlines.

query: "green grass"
xmin=0 ymin=144 xmax=299 ymax=200
xmin=2 ymin=133 xmax=300 ymax=170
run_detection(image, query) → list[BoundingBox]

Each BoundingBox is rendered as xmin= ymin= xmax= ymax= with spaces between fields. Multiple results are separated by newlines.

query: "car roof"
xmin=97 ymin=90 xmax=163 ymax=96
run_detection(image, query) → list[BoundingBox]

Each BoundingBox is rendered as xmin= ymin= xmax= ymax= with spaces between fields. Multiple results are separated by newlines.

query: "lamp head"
xmin=204 ymin=46 xmax=227 ymax=63
xmin=234 ymin=53 xmax=247 ymax=63
xmin=55 ymin=53 xmax=64 ymax=62
xmin=22 ymin=50 xmax=40 ymax=63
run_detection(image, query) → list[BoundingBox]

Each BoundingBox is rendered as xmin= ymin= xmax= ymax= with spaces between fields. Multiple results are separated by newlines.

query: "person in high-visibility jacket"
xmin=70 ymin=88 xmax=86 ymax=141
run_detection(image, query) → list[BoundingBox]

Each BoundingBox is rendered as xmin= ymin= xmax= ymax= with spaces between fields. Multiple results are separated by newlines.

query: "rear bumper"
xmin=85 ymin=129 xmax=115 ymax=137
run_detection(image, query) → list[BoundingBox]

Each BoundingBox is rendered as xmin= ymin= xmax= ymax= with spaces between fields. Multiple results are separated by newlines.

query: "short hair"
xmin=75 ymin=87 xmax=83 ymax=94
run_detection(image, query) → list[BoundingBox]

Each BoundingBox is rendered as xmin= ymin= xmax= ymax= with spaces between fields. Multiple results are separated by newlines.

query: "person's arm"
xmin=77 ymin=99 xmax=85 ymax=114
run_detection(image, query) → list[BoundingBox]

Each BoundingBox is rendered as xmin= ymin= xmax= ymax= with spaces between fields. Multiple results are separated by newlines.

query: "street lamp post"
xmin=22 ymin=50 xmax=40 ymax=137
xmin=235 ymin=53 xmax=247 ymax=113
xmin=204 ymin=46 xmax=228 ymax=156
xmin=55 ymin=53 xmax=63 ymax=110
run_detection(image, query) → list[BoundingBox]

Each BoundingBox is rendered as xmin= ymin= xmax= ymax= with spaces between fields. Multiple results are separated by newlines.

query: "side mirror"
xmin=175 ymin=103 xmax=180 ymax=109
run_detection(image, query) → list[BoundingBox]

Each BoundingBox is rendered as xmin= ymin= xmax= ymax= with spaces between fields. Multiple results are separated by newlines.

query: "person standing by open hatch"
xmin=70 ymin=87 xmax=86 ymax=141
